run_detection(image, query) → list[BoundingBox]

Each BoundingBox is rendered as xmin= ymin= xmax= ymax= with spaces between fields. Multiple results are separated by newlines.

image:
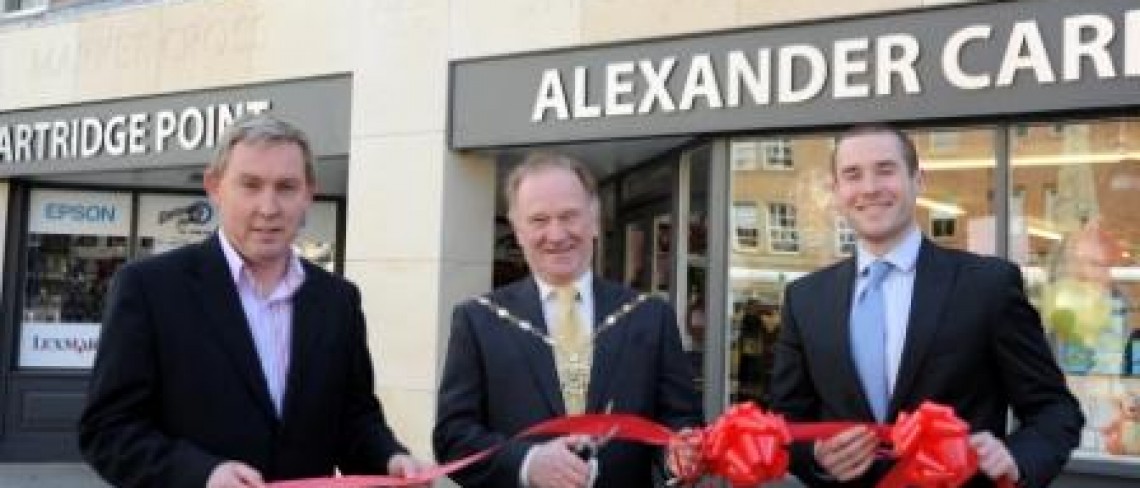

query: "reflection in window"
xmin=2 ymin=0 xmax=47 ymax=14
xmin=1009 ymin=118 xmax=1140 ymax=461
xmin=928 ymin=131 xmax=960 ymax=153
xmin=760 ymin=139 xmax=793 ymax=169
xmin=766 ymin=202 xmax=799 ymax=254
xmin=836 ymin=218 xmax=856 ymax=256
xmin=732 ymin=202 xmax=760 ymax=250
xmin=20 ymin=190 xmax=132 ymax=369
xmin=729 ymin=129 xmax=995 ymax=408
xmin=731 ymin=141 xmax=761 ymax=171
xmin=930 ymin=214 xmax=957 ymax=239
xmin=912 ymin=127 xmax=996 ymax=255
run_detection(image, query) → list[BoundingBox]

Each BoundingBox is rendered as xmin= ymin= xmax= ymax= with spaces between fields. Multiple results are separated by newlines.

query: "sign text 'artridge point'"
xmin=0 ymin=100 xmax=271 ymax=163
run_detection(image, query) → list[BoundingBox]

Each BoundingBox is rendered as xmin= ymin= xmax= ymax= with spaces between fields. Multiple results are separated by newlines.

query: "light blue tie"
xmin=851 ymin=260 xmax=891 ymax=422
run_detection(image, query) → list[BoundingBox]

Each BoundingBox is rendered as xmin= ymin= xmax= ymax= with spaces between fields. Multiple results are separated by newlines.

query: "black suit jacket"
xmin=433 ymin=277 xmax=702 ymax=487
xmin=79 ymin=235 xmax=406 ymax=487
xmin=770 ymin=240 xmax=1084 ymax=488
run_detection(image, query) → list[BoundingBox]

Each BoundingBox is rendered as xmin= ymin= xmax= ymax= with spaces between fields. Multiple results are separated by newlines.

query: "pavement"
xmin=0 ymin=463 xmax=108 ymax=488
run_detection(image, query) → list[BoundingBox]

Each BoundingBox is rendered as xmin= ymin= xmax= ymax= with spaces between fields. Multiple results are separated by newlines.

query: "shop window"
xmin=19 ymin=189 xmax=132 ymax=369
xmin=1010 ymin=187 xmax=1026 ymax=217
xmin=1043 ymin=186 xmax=1059 ymax=222
xmin=766 ymin=202 xmax=799 ymax=254
xmin=2 ymin=0 xmax=46 ymax=14
xmin=930 ymin=215 xmax=957 ymax=238
xmin=928 ymin=131 xmax=960 ymax=154
xmin=760 ymin=139 xmax=793 ymax=170
xmin=1014 ymin=124 xmax=1030 ymax=138
xmin=17 ymin=189 xmax=342 ymax=370
xmin=836 ymin=218 xmax=856 ymax=256
xmin=731 ymin=140 xmax=761 ymax=171
xmin=1009 ymin=117 xmax=1140 ymax=463
xmin=732 ymin=202 xmax=760 ymax=250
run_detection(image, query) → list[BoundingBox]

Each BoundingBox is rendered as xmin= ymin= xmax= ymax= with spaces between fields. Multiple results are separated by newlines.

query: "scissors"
xmin=578 ymin=424 xmax=620 ymax=488
xmin=577 ymin=401 xmax=620 ymax=488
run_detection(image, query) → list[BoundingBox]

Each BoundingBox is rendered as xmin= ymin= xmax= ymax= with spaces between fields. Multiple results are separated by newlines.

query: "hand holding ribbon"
xmin=268 ymin=401 xmax=1013 ymax=488
xmin=879 ymin=401 xmax=1015 ymax=488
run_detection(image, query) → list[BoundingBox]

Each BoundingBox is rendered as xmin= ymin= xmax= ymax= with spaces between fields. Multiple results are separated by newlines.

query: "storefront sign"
xmin=18 ymin=322 xmax=101 ymax=369
xmin=451 ymin=0 xmax=1140 ymax=147
xmin=29 ymin=189 xmax=132 ymax=237
xmin=137 ymin=194 xmax=218 ymax=254
xmin=0 ymin=75 xmax=350 ymax=176
xmin=0 ymin=100 xmax=270 ymax=163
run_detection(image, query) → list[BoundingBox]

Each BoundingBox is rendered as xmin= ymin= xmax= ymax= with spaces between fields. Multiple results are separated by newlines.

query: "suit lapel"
xmin=502 ymin=279 xmax=565 ymax=416
xmin=831 ymin=258 xmax=877 ymax=420
xmin=890 ymin=241 xmax=955 ymax=417
xmin=586 ymin=279 xmax=632 ymax=412
xmin=281 ymin=267 xmax=322 ymax=422
xmin=193 ymin=236 xmax=277 ymax=423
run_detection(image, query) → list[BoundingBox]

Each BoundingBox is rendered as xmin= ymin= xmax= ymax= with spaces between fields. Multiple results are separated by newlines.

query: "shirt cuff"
xmin=519 ymin=445 xmax=538 ymax=487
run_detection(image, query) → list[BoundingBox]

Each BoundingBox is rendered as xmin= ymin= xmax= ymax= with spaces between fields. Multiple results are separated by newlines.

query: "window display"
xmin=19 ymin=189 xmax=131 ymax=369
xmin=136 ymin=194 xmax=218 ymax=257
xmin=18 ymin=189 xmax=342 ymax=369
xmin=728 ymin=128 xmax=997 ymax=405
xmin=1010 ymin=119 xmax=1140 ymax=462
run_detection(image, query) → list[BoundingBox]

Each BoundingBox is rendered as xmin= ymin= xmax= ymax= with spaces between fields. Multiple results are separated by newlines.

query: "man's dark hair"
xmin=831 ymin=123 xmax=919 ymax=175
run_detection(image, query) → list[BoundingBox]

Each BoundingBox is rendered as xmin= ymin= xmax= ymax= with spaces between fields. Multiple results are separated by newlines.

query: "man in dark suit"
xmin=769 ymin=124 xmax=1084 ymax=487
xmin=79 ymin=114 xmax=430 ymax=488
xmin=433 ymin=152 xmax=702 ymax=487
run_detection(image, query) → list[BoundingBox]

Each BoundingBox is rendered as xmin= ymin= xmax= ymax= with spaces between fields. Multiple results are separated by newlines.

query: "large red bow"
xmin=880 ymin=401 xmax=978 ymax=488
xmin=700 ymin=402 xmax=791 ymax=487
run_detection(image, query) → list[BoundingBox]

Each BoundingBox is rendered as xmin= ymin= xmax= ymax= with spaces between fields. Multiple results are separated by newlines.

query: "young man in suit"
xmin=769 ymin=124 xmax=1084 ymax=487
xmin=433 ymin=152 xmax=703 ymax=487
xmin=79 ymin=114 xmax=431 ymax=488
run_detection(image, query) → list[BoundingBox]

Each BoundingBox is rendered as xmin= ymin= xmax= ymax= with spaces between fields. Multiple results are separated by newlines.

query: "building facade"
xmin=1 ymin=0 xmax=1137 ymax=485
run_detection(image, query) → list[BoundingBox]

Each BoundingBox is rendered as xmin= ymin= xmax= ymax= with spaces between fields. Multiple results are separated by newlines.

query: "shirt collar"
xmin=856 ymin=225 xmax=922 ymax=276
xmin=217 ymin=230 xmax=306 ymax=297
xmin=535 ymin=270 xmax=593 ymax=303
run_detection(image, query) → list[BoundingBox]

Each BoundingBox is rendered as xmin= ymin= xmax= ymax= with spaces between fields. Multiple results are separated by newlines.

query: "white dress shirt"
xmin=218 ymin=231 xmax=306 ymax=417
xmin=853 ymin=226 xmax=921 ymax=397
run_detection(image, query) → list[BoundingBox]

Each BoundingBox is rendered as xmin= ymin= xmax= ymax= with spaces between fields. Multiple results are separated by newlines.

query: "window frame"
xmin=766 ymin=201 xmax=799 ymax=254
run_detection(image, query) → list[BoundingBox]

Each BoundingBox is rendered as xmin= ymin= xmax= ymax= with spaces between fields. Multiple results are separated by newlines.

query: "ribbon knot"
xmin=701 ymin=402 xmax=791 ymax=487
xmin=882 ymin=401 xmax=977 ymax=488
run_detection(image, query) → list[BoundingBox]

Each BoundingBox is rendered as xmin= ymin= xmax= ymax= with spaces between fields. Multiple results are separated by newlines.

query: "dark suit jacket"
xmin=79 ymin=235 xmax=406 ymax=488
xmin=770 ymin=240 xmax=1084 ymax=488
xmin=433 ymin=277 xmax=702 ymax=487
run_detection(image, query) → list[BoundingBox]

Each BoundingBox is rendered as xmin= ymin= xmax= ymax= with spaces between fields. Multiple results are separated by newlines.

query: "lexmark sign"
xmin=451 ymin=0 xmax=1140 ymax=148
xmin=0 ymin=100 xmax=270 ymax=163
xmin=0 ymin=75 xmax=349 ymax=176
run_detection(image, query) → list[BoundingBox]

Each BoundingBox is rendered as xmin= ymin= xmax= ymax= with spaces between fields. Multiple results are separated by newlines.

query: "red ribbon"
xmin=268 ymin=403 xmax=1014 ymax=488
xmin=268 ymin=451 xmax=489 ymax=487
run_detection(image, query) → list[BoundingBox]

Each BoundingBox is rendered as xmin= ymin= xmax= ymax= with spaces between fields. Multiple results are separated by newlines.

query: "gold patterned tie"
xmin=553 ymin=286 xmax=591 ymax=414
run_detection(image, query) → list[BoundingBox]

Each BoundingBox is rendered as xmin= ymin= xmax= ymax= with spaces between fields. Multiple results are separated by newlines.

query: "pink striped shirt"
xmin=218 ymin=232 xmax=306 ymax=417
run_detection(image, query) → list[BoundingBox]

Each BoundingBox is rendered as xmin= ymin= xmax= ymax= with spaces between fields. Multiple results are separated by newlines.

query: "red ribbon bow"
xmin=269 ymin=402 xmax=1015 ymax=488
xmin=701 ymin=402 xmax=791 ymax=487
xmin=880 ymin=401 xmax=978 ymax=488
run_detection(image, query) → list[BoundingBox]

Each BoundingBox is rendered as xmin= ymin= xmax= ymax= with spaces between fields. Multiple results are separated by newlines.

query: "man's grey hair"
xmin=208 ymin=112 xmax=315 ymax=184
xmin=505 ymin=151 xmax=599 ymax=215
